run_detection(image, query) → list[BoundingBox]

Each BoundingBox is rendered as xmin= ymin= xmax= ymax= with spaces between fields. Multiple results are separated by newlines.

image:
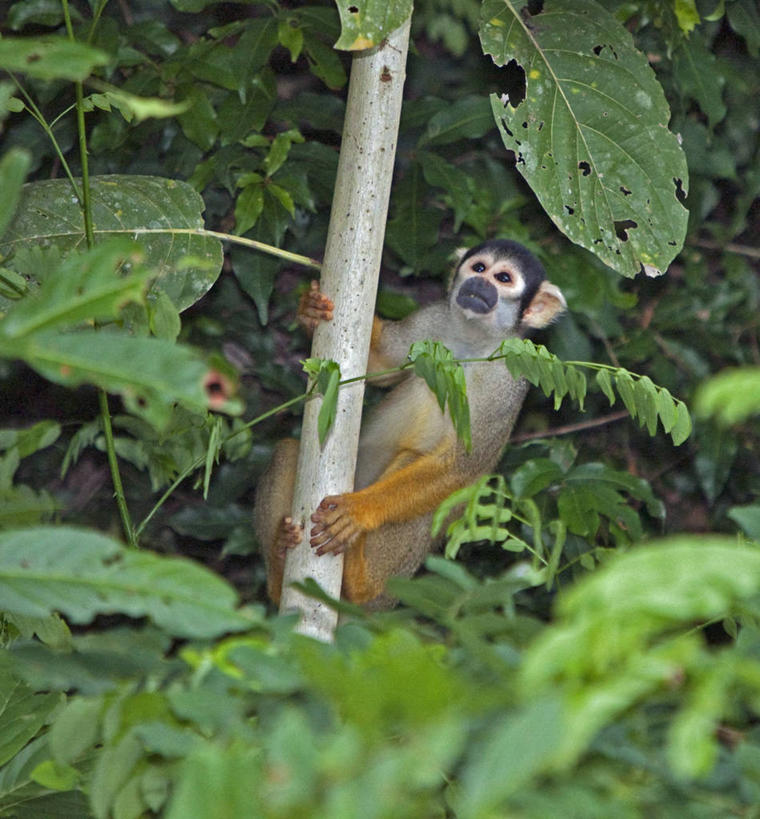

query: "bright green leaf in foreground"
xmin=480 ymin=0 xmax=689 ymax=277
xmin=0 ymin=36 xmax=109 ymax=81
xmin=0 ymin=331 xmax=221 ymax=427
xmin=0 ymin=527 xmax=258 ymax=638
xmin=0 ymin=671 xmax=60 ymax=768
xmin=0 ymin=148 xmax=30 ymax=240
xmin=521 ymin=538 xmax=760 ymax=769
xmin=694 ymin=367 xmax=760 ymax=425
xmin=0 ymin=240 xmax=148 ymax=338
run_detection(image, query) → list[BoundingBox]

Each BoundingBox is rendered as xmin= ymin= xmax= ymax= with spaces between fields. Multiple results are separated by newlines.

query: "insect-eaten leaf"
xmin=480 ymin=0 xmax=689 ymax=278
xmin=333 ymin=0 xmax=412 ymax=50
xmin=0 ymin=176 xmax=223 ymax=311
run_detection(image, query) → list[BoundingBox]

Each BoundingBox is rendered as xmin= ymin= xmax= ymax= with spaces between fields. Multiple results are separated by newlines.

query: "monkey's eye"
xmin=495 ymin=271 xmax=512 ymax=283
xmin=472 ymin=262 xmax=486 ymax=273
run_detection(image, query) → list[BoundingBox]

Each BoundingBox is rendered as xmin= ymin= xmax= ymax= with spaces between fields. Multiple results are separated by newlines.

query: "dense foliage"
xmin=0 ymin=0 xmax=759 ymax=816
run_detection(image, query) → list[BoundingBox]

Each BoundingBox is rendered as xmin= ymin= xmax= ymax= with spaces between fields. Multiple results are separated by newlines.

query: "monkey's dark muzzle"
xmin=456 ymin=278 xmax=498 ymax=314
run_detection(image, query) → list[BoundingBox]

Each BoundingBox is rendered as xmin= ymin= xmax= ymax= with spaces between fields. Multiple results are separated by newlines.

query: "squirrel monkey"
xmin=254 ymin=239 xmax=566 ymax=608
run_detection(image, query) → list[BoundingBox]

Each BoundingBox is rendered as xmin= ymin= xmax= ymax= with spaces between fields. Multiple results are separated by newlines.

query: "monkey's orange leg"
xmin=310 ymin=449 xmax=461 ymax=554
xmin=341 ymin=535 xmax=377 ymax=603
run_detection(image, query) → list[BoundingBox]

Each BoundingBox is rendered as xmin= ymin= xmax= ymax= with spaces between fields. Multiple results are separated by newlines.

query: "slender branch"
xmin=691 ymin=237 xmax=760 ymax=260
xmin=99 ymin=390 xmax=137 ymax=547
xmin=509 ymin=410 xmax=630 ymax=443
xmin=134 ymin=228 xmax=322 ymax=269
xmin=63 ymin=0 xmax=134 ymax=545
xmin=7 ymin=75 xmax=81 ymax=199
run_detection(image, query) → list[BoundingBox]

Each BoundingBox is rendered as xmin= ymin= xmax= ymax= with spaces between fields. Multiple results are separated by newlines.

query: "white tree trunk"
xmin=279 ymin=19 xmax=411 ymax=641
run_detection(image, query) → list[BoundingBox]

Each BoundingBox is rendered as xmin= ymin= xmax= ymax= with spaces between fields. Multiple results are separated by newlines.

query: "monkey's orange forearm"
xmin=310 ymin=448 xmax=463 ymax=555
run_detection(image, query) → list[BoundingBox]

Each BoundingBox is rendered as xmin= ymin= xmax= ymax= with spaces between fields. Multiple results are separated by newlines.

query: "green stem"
xmin=135 ymin=392 xmax=308 ymax=539
xmin=8 ymin=75 xmax=81 ymax=200
xmin=74 ymin=81 xmax=96 ymax=247
xmin=63 ymin=0 xmax=134 ymax=545
xmin=112 ymin=228 xmax=322 ymax=270
xmin=99 ymin=390 xmax=137 ymax=548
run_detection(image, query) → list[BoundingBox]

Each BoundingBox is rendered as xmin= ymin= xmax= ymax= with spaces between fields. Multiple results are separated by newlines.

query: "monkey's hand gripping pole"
xmin=279 ymin=19 xmax=411 ymax=641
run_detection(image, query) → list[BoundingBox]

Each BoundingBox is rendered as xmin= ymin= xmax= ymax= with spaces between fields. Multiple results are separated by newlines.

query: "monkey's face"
xmin=451 ymin=247 xmax=534 ymax=334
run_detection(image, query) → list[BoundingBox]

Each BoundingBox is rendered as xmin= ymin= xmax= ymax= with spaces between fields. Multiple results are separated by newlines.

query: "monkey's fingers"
xmin=274 ymin=516 xmax=303 ymax=557
xmin=297 ymin=281 xmax=334 ymax=331
xmin=310 ymin=496 xmax=362 ymax=555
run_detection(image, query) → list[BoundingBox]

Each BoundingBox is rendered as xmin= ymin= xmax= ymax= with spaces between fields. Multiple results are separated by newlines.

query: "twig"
xmin=691 ymin=238 xmax=760 ymax=260
xmin=510 ymin=409 xmax=629 ymax=443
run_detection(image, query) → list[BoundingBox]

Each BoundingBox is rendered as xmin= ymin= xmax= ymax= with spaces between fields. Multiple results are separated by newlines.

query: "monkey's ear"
xmin=521 ymin=281 xmax=566 ymax=329
xmin=452 ymin=246 xmax=469 ymax=263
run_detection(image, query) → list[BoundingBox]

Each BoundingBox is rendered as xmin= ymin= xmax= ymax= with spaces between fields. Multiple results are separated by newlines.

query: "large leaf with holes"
xmin=0 ymin=176 xmax=222 ymax=310
xmin=480 ymin=0 xmax=688 ymax=277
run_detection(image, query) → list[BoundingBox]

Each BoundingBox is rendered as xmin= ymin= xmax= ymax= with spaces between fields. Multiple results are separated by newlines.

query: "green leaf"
xmin=0 ymin=148 xmax=30 ymax=240
xmin=633 ymin=375 xmax=658 ymax=436
xmin=30 ymin=760 xmax=80 ymax=791
xmin=557 ymin=485 xmax=598 ymax=536
xmin=303 ymin=34 xmax=347 ymax=89
xmin=8 ymin=0 xmax=68 ymax=30
xmin=419 ymin=95 xmax=494 ymax=146
xmin=167 ymin=746 xmax=261 ymax=819
xmin=0 ymin=671 xmax=61 ymax=767
xmin=177 ymin=86 xmax=219 ymax=151
xmin=671 ymin=401 xmax=692 ymax=446
xmin=728 ymin=0 xmax=760 ymax=57
xmin=409 ymin=340 xmax=471 ymax=451
xmin=278 ymin=19 xmax=304 ymax=62
xmin=455 ymin=697 xmax=563 ymax=814
xmin=595 ymin=368 xmax=615 ymax=406
xmin=480 ymin=0 xmax=688 ymax=277
xmin=510 ymin=458 xmax=564 ymax=499
xmin=0 ymin=421 xmax=61 ymax=459
xmin=674 ymin=0 xmax=701 ymax=33
xmin=671 ymin=31 xmax=726 ymax=128
xmin=334 ymin=0 xmax=412 ymax=50
xmin=90 ymin=733 xmax=143 ymax=819
xmin=728 ymin=504 xmax=760 ymax=540
xmin=0 ymin=240 xmax=148 ymax=339
xmin=614 ymin=370 xmax=637 ymax=418
xmin=234 ymin=182 xmax=265 ymax=236
xmin=148 ymin=288 xmax=181 ymax=342
xmin=304 ymin=359 xmax=342 ymax=445
xmin=0 ymin=330 xmax=221 ymax=428
xmin=0 ymin=526 xmax=258 ymax=638
xmin=0 ymin=36 xmax=109 ymax=81
xmin=86 ymin=87 xmax=191 ymax=124
xmin=694 ymin=366 xmax=760 ymax=425
xmin=386 ymin=165 xmax=442 ymax=270
xmin=419 ymin=151 xmax=474 ymax=231
xmin=1 ymin=176 xmax=223 ymax=312
xmin=0 ymin=735 xmax=90 ymax=817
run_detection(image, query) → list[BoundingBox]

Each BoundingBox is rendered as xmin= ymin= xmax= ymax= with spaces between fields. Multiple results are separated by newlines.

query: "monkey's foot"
xmin=297 ymin=281 xmax=334 ymax=332
xmin=310 ymin=494 xmax=365 ymax=555
xmin=274 ymin=516 xmax=303 ymax=557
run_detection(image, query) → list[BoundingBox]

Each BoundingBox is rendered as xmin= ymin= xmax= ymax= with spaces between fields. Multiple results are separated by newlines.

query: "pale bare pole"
xmin=279 ymin=18 xmax=412 ymax=641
